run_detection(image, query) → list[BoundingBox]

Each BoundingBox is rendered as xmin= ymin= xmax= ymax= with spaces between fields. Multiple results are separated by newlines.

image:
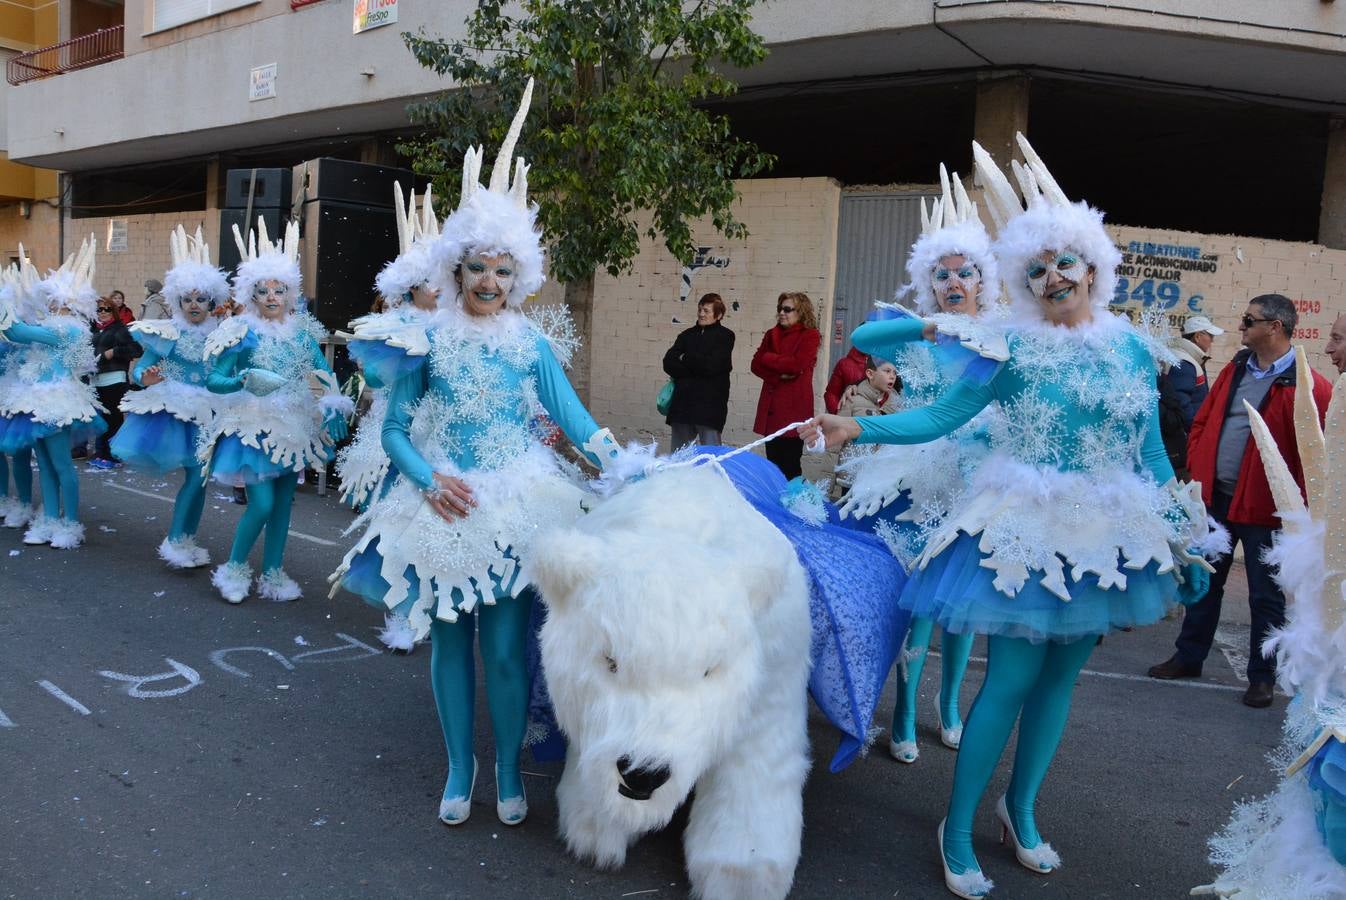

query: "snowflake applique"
xmin=524 ymin=304 xmax=578 ymax=367
xmin=992 ymin=389 xmax=1065 ymax=466
xmin=895 ymin=344 xmax=940 ymax=405
xmin=1074 ymin=423 xmax=1132 ymax=474
xmin=1101 ymin=366 xmax=1157 ymax=423
xmin=469 ymin=420 xmax=533 ymax=471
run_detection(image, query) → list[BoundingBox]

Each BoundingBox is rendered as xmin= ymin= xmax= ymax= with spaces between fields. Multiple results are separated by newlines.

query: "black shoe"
xmin=232 ymin=486 xmax=247 ymax=506
xmin=1242 ymin=682 xmax=1275 ymax=708
xmin=1147 ymin=654 xmax=1202 ymax=680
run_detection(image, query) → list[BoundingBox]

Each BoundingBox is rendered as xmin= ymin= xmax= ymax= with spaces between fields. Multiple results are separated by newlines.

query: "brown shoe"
xmin=1242 ymin=682 xmax=1274 ymax=708
xmin=1147 ymin=655 xmax=1202 ymax=680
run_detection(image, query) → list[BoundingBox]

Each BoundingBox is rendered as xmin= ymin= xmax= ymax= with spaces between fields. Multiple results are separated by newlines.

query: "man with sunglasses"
xmin=1149 ymin=293 xmax=1333 ymax=708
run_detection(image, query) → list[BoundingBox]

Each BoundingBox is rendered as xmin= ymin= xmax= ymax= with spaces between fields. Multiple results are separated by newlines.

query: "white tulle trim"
xmin=121 ymin=381 xmax=216 ymax=427
xmin=2 ymin=378 xmax=103 ymax=426
xmin=158 ymin=536 xmax=209 ymax=568
xmin=378 ymin=613 xmax=418 ymax=651
xmin=257 ymin=569 xmax=302 ymax=602
xmin=200 ymin=387 xmax=330 ymax=472
xmin=49 ymin=518 xmax=84 ymax=549
xmin=336 ymin=390 xmax=392 ymax=507
xmin=212 ymin=561 xmax=252 ymax=603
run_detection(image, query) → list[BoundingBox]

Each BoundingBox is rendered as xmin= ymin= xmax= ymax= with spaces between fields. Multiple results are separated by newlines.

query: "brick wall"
xmin=69 ymin=210 xmax=220 ymax=311
xmin=587 ymin=177 xmax=842 ymax=449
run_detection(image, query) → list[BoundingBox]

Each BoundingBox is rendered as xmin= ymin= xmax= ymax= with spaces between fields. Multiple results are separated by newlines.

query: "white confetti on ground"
xmin=293 ymin=636 xmax=309 ymax=646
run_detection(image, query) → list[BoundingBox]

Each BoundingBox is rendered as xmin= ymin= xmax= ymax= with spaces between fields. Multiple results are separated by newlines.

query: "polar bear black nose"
xmin=616 ymin=756 xmax=671 ymax=800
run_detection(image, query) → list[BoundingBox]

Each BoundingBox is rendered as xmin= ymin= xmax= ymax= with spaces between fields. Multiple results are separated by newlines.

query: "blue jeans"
xmin=1173 ymin=489 xmax=1286 ymax=684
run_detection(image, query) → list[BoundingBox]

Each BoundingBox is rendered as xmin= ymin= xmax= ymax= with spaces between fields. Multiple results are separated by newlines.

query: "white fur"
xmin=994 ymin=202 xmax=1122 ymax=323
xmin=2 ymin=500 xmax=32 ymax=528
xmin=430 ymin=190 xmax=544 ymax=308
xmin=158 ymin=536 xmax=209 ymax=569
xmin=48 ymin=518 xmax=85 ymax=550
xmin=231 ymin=254 xmax=302 ymax=315
xmin=905 ymin=217 xmax=1001 ymax=315
xmin=212 ymin=561 xmax=252 ymax=604
xmin=377 ymin=613 xmax=417 ymax=652
xmin=257 ymin=569 xmax=302 ymax=602
xmin=375 ymin=241 xmax=436 ymax=304
xmin=532 ymin=466 xmax=813 ymax=900
xmin=22 ymin=514 xmax=56 ymax=545
xmin=163 ymin=260 xmax=230 ymax=312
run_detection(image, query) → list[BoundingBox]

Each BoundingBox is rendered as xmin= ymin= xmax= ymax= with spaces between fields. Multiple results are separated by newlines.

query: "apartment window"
xmin=152 ymin=0 xmax=257 ymax=32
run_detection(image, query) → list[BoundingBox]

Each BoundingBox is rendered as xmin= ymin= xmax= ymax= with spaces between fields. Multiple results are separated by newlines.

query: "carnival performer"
xmin=1192 ymin=356 xmax=1346 ymax=899
xmin=0 ymin=238 xmax=106 ymax=549
xmin=803 ymin=135 xmax=1222 ymax=898
xmin=335 ymin=181 xmax=441 ymax=526
xmin=331 ymin=79 xmax=622 ymax=828
xmin=200 ymin=217 xmax=351 ymax=604
xmin=0 ymin=261 xmax=36 ymax=529
xmin=837 ymin=165 xmax=998 ymax=765
xmin=111 ymin=225 xmax=230 ymax=569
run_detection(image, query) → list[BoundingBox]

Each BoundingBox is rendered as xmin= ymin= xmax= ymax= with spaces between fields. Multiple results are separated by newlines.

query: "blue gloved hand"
xmin=1177 ymin=560 xmax=1211 ymax=607
xmin=324 ymin=412 xmax=348 ymax=443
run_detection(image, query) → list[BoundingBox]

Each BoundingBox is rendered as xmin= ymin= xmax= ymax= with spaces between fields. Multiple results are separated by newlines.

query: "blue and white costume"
xmin=333 ymin=80 xmax=620 ymax=829
xmin=838 ymin=165 xmax=1001 ymax=765
xmin=839 ymin=136 xmax=1221 ymax=898
xmin=1194 ymin=355 xmax=1346 ymax=899
xmin=200 ymin=218 xmax=351 ymax=604
xmin=0 ymin=263 xmax=37 ymax=529
xmin=0 ymin=237 xmax=106 ymax=549
xmin=112 ymin=225 xmax=231 ymax=568
xmin=336 ymin=183 xmax=442 ymax=516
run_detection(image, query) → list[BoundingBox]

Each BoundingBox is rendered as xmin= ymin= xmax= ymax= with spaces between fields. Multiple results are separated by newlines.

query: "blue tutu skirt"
xmin=208 ymin=434 xmax=325 ymax=484
xmin=900 ymin=531 xmax=1180 ymax=643
xmin=111 ymin=412 xmax=198 ymax=473
xmin=0 ymin=413 xmax=105 ymax=453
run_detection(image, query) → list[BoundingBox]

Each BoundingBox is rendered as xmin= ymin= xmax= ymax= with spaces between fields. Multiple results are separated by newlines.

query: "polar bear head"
xmin=532 ymin=464 xmax=806 ymax=864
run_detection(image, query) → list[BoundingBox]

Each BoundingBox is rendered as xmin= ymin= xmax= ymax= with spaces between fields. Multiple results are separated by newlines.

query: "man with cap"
xmin=1149 ymin=294 xmax=1333 ymax=708
xmin=1166 ymin=314 xmax=1223 ymax=427
xmin=140 ymin=278 xmax=170 ymax=320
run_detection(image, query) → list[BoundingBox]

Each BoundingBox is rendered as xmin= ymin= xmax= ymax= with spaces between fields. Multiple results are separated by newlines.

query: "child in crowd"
xmin=829 ymin=356 xmax=900 ymax=499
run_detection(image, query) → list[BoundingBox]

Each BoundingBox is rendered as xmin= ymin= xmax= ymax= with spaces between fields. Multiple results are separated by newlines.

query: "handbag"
xmin=656 ymin=380 xmax=675 ymax=415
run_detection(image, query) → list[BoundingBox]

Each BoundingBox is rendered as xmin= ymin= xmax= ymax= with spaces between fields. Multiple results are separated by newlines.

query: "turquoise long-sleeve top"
xmin=2 ymin=318 xmax=87 ymax=381
xmin=129 ymin=324 xmax=212 ymax=388
xmin=382 ymin=328 xmax=604 ymax=492
xmin=207 ymin=324 xmax=333 ymax=396
xmin=855 ymin=321 xmax=1175 ymax=485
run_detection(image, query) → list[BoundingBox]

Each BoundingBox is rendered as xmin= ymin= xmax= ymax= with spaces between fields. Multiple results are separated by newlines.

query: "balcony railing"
xmin=7 ymin=25 xmax=124 ymax=86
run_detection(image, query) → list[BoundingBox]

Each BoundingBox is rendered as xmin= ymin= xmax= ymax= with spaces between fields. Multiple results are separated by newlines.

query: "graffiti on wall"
xmin=1109 ymin=239 xmax=1215 ymax=330
xmin=679 ymin=246 xmax=731 ymax=302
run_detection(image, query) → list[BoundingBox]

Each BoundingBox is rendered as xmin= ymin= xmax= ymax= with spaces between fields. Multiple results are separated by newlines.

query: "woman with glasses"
xmin=804 ymin=136 xmax=1221 ymax=898
xmin=750 ymin=291 xmax=821 ymax=479
xmin=112 ymin=226 xmax=231 ymax=569
xmin=0 ymin=237 xmax=106 ymax=550
xmin=89 ymin=295 xmax=140 ymax=469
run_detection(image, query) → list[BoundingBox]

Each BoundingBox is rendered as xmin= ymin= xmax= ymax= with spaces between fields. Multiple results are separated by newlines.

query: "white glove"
xmin=242 ymin=368 xmax=287 ymax=396
xmin=836 ymin=481 xmax=903 ymax=520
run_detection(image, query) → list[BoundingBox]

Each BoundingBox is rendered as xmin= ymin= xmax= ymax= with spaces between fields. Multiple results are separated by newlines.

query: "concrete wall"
xmin=587 ymin=177 xmax=842 ymax=449
xmin=0 ymin=197 xmax=58 ymax=267
xmin=64 ymin=208 xmax=220 ymax=303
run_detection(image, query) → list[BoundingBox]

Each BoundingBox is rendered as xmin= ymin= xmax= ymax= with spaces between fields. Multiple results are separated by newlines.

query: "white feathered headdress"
xmin=13 ymin=244 xmax=44 ymax=321
xmin=375 ymin=183 xmax=440 ymax=304
xmin=903 ymin=164 xmax=1000 ymax=315
xmin=972 ymin=133 xmax=1121 ymax=320
xmin=163 ymin=224 xmax=231 ymax=317
xmin=430 ymin=78 xmax=544 ymax=307
xmin=231 ymin=216 xmax=301 ymax=311
xmin=39 ymin=233 xmax=99 ymax=320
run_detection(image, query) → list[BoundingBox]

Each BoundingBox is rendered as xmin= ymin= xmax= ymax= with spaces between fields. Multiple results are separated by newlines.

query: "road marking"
xmin=930 ymin=651 xmax=1246 ymax=694
xmin=37 ymin=680 xmax=91 ymax=715
xmin=106 ymin=481 xmax=340 ymax=547
xmin=1215 ymin=623 xmax=1251 ymax=685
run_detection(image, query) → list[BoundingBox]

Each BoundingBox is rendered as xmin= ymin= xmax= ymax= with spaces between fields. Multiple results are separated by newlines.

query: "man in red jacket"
xmin=1148 ymin=294 xmax=1333 ymax=708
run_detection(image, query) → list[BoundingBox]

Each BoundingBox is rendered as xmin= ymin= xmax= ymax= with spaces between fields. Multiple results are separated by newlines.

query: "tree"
xmin=401 ymin=0 xmax=774 ymax=399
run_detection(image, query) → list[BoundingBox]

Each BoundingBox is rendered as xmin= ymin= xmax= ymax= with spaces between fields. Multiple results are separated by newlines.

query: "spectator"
xmin=1158 ymin=315 xmax=1223 ymax=478
xmin=1328 ymin=311 xmax=1346 ymax=375
xmin=1148 ymin=293 xmax=1333 ymax=708
xmin=829 ymin=356 xmax=899 ymax=499
xmin=108 ymin=289 xmax=135 ymax=325
xmin=89 ymin=296 xmax=141 ymax=469
xmin=751 ymin=291 xmax=821 ymax=480
xmin=662 ymin=292 xmax=735 ymax=448
xmin=824 ymin=344 xmax=869 ymax=414
xmin=141 ymin=279 xmax=170 ymax=320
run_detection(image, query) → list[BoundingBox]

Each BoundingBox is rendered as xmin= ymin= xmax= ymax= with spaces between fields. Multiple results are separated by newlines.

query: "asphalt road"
xmin=0 ymin=464 xmax=1283 ymax=899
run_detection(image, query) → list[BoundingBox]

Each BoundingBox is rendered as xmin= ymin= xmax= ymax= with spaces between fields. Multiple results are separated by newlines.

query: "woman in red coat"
xmin=751 ymin=291 xmax=821 ymax=479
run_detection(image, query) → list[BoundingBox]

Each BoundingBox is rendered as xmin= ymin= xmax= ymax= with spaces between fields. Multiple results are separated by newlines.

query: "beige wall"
xmin=0 ymin=196 xmax=58 ymax=267
xmin=583 ymin=180 xmax=1346 ymax=456
xmin=62 ymin=208 xmax=218 ymax=302
xmin=587 ymin=177 xmax=841 ymax=450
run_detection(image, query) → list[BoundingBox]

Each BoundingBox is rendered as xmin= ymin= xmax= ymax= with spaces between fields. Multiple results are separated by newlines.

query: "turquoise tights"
xmin=0 ymin=449 xmax=34 ymax=505
xmin=893 ymin=616 xmax=974 ymax=743
xmin=228 ymin=472 xmax=297 ymax=570
xmin=167 ymin=465 xmax=206 ymax=542
xmin=942 ymin=634 xmax=1095 ymax=876
xmin=32 ymin=431 xmax=78 ymax=520
xmin=431 ymin=588 xmax=536 ymax=807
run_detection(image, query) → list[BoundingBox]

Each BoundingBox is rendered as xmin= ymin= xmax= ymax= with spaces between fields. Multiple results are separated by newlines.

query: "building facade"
xmin=3 ymin=0 xmax=1345 ymax=445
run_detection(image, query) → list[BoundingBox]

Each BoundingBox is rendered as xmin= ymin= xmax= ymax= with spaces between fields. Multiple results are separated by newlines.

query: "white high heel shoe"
xmin=935 ymin=690 xmax=962 ymax=750
xmin=996 ymin=795 xmax=1061 ymax=874
xmin=889 ymin=736 xmax=918 ymax=764
xmin=495 ymin=763 xmax=527 ymax=826
xmin=438 ymin=756 xmax=478 ymax=826
xmin=938 ymin=818 xmax=994 ymax=899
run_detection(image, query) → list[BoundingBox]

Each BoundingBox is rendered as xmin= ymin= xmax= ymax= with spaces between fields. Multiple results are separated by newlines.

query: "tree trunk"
xmin=563 ymin=272 xmax=595 ymax=405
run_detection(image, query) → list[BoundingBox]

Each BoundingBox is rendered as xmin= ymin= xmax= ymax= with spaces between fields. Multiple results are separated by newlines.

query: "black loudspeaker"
xmin=224 ymin=167 xmax=293 ymax=210
xmin=300 ymin=199 xmax=398 ymax=332
xmin=218 ymin=207 xmax=283 ymax=275
xmin=298 ymin=158 xmax=422 ymax=208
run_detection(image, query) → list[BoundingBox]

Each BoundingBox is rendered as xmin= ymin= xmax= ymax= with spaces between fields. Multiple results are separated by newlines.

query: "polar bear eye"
xmin=704 ymin=664 xmax=719 ymax=679
xmin=605 ymin=655 xmax=618 ymax=674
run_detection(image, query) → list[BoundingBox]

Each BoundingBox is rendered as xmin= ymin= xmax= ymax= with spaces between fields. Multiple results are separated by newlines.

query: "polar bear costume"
xmin=531 ymin=464 xmax=812 ymax=900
